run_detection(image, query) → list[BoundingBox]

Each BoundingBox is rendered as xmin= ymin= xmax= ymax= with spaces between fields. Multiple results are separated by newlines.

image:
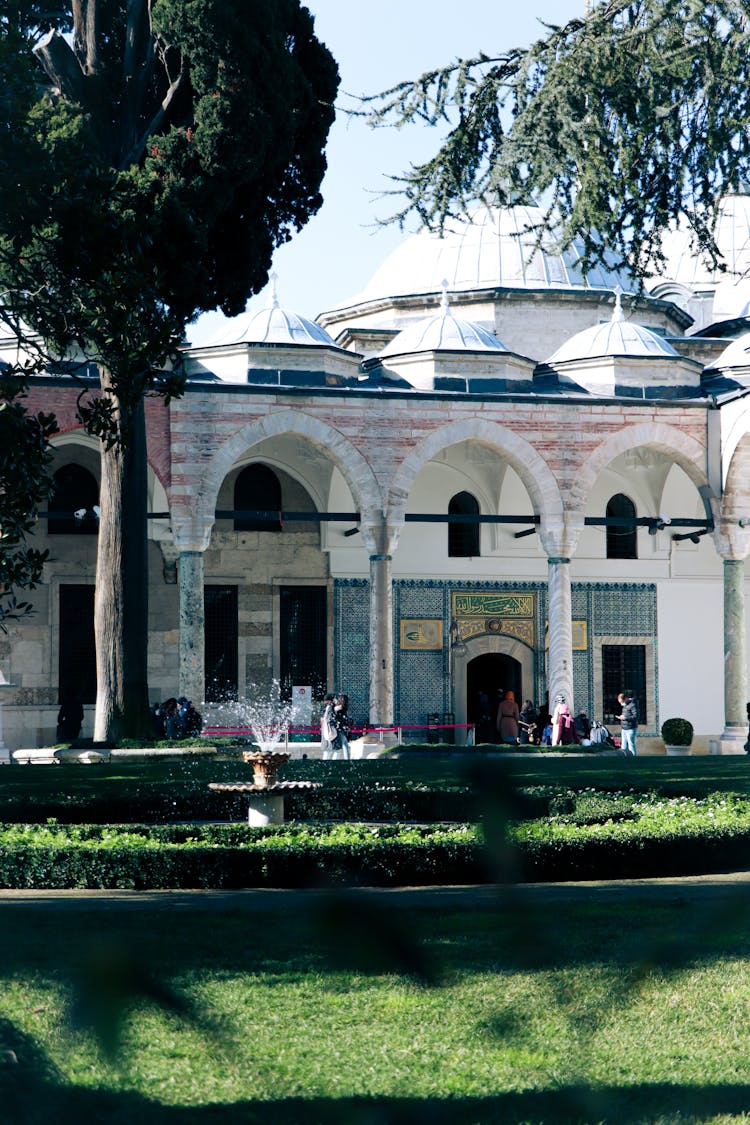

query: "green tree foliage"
xmin=363 ymin=0 xmax=750 ymax=279
xmin=0 ymin=367 xmax=58 ymax=627
xmin=0 ymin=1 xmax=338 ymax=739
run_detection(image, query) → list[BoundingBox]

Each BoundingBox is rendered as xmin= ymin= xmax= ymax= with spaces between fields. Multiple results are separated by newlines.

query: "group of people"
xmin=153 ymin=696 xmax=203 ymax=740
xmin=487 ymin=687 xmax=639 ymax=754
xmin=320 ymin=692 xmax=351 ymax=760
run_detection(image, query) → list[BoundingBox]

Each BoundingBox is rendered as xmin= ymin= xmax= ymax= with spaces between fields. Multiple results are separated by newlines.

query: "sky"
xmin=187 ymin=1 xmax=585 ymax=345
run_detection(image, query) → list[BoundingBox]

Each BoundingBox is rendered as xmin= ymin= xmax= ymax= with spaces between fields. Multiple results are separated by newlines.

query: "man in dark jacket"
xmin=617 ymin=691 xmax=638 ymax=756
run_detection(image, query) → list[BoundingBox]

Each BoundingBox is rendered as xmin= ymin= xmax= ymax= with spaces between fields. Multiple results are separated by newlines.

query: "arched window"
xmin=234 ymin=464 xmax=282 ymax=532
xmin=48 ymin=465 xmax=99 ymax=535
xmin=448 ymin=491 xmax=480 ymax=557
xmin=606 ymin=493 xmax=637 ymax=559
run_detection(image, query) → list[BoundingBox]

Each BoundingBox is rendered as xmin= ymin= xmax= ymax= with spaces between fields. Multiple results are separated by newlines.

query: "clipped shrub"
xmin=660 ymin=717 xmax=694 ymax=746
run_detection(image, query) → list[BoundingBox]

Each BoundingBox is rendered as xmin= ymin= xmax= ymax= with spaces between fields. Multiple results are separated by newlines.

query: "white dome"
xmin=381 ymin=286 xmax=509 ymax=357
xmin=714 ymin=331 xmax=750 ymax=369
xmin=207 ymin=277 xmax=336 ymax=348
xmin=654 ymin=189 xmax=750 ymax=289
xmin=349 ymin=205 xmax=634 ymax=305
xmin=548 ymin=295 xmax=678 ymax=364
xmin=711 ymin=277 xmax=750 ymax=322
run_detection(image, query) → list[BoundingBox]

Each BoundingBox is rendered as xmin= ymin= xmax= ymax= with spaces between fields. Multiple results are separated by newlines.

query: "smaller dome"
xmin=547 ymin=290 xmax=678 ymax=364
xmin=206 ymin=276 xmax=336 ymax=348
xmin=711 ymin=278 xmax=750 ymax=323
xmin=713 ymin=331 xmax=750 ymax=369
xmin=381 ymin=284 xmax=509 ymax=357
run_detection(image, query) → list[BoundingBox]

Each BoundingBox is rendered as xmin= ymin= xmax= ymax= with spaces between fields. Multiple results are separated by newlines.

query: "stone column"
xmin=178 ymin=550 xmax=205 ymax=704
xmin=721 ymin=557 xmax=747 ymax=749
xmin=361 ymin=515 xmax=400 ymax=728
xmin=541 ymin=515 xmax=581 ymax=713
xmin=714 ymin=516 xmax=750 ymax=752
xmin=547 ymin=557 xmax=574 ymax=711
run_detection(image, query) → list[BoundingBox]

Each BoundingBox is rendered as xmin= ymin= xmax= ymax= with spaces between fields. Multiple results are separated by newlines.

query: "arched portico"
xmin=386 ymin=417 xmax=564 ymax=531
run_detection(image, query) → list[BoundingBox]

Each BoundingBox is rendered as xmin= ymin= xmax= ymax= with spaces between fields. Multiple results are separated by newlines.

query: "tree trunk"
xmin=93 ymin=373 xmax=151 ymax=742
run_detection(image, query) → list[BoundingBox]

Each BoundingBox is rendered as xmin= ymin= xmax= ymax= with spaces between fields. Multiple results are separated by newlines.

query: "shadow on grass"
xmin=4 ymin=1074 xmax=750 ymax=1124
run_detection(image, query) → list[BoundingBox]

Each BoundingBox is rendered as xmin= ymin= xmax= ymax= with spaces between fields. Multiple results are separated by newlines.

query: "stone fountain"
xmin=207 ymin=687 xmax=320 ymax=825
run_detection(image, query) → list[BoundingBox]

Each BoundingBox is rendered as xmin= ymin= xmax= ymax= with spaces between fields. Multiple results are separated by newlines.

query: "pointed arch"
xmin=572 ymin=422 xmax=712 ymax=518
xmin=172 ymin=409 xmax=382 ymax=547
xmin=387 ymin=418 xmax=564 ymax=529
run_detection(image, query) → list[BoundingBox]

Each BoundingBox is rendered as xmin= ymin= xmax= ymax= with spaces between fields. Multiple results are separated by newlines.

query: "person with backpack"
xmin=617 ymin=691 xmax=639 ymax=756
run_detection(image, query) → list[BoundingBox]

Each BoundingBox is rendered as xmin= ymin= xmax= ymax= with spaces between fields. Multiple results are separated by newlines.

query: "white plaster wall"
xmin=656 ymin=578 xmax=726 ymax=735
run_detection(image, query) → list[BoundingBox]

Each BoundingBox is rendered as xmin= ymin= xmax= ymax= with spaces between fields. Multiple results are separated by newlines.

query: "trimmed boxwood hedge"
xmin=0 ymin=823 xmax=486 ymax=889
xmin=0 ymin=815 xmax=749 ymax=888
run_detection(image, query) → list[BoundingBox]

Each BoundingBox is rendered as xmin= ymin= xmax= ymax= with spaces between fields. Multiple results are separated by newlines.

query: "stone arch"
xmin=452 ymin=633 xmax=536 ymax=744
xmin=571 ymin=422 xmax=712 ymax=517
xmin=174 ymin=409 xmax=382 ymax=547
xmin=387 ymin=418 xmax=564 ymax=529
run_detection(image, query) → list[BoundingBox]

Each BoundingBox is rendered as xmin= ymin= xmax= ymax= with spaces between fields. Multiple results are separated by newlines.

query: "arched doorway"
xmin=467 ymin=653 xmax=522 ymax=743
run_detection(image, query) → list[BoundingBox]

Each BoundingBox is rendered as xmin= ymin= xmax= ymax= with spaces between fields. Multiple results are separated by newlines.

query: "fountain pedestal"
xmin=208 ymin=780 xmax=321 ymax=825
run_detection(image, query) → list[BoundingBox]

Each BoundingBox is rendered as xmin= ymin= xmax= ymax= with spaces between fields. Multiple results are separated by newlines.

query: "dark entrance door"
xmin=467 ymin=653 xmax=521 ymax=743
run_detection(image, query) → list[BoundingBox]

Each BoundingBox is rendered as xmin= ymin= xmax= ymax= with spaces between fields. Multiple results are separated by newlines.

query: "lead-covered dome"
xmin=380 ymin=285 xmax=509 ymax=357
xmin=207 ymin=276 xmax=337 ymax=348
xmin=654 ymin=189 xmax=750 ymax=290
xmin=548 ymin=295 xmax=679 ymax=365
xmin=347 ymin=204 xmax=634 ymax=305
xmin=544 ymin=291 xmax=702 ymax=397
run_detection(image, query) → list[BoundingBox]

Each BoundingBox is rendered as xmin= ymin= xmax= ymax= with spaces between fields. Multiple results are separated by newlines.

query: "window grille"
xmin=602 ymin=644 xmax=647 ymax=725
xmin=205 ymin=586 xmax=238 ymax=701
xmin=59 ymin=585 xmax=96 ymax=703
xmin=279 ymin=586 xmax=326 ymax=700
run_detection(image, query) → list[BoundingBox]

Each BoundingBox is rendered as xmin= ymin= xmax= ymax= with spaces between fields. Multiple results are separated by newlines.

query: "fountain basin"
xmin=242 ymin=749 xmax=290 ymax=788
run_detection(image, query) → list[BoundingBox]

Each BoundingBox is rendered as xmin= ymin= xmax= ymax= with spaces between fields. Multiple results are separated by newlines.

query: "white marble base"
xmin=246 ymin=793 xmax=284 ymax=826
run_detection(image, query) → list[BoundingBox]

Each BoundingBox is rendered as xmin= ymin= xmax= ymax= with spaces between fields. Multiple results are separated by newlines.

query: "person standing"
xmin=617 ymin=691 xmax=639 ymax=756
xmin=320 ymin=693 xmax=341 ymax=760
xmin=334 ymin=692 xmax=351 ymax=760
xmin=496 ymin=689 xmax=520 ymax=744
xmin=551 ymin=694 xmax=577 ymax=746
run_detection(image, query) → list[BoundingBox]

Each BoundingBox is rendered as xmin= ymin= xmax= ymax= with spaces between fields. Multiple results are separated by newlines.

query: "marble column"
xmin=178 ymin=550 xmax=205 ymax=704
xmin=368 ymin=552 xmax=394 ymax=727
xmin=361 ymin=516 xmax=399 ymax=728
xmin=547 ymin=557 xmax=574 ymax=712
xmin=722 ymin=556 xmax=747 ymax=748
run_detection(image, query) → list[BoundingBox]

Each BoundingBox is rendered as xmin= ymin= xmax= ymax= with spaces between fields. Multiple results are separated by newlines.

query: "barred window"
xmin=59 ymin=585 xmax=96 ymax=703
xmin=205 ymin=585 xmax=238 ymax=701
xmin=279 ymin=586 xmax=326 ymax=700
xmin=602 ymin=644 xmax=647 ymax=725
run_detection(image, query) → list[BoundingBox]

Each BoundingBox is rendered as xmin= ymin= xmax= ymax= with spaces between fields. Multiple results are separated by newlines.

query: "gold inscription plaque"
xmin=451 ymin=592 xmax=536 ymax=646
xmin=400 ymin=619 xmax=444 ymax=651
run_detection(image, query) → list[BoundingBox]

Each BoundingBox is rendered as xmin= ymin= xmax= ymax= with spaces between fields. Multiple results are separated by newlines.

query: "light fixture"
xmin=672 ymin=528 xmax=710 ymax=543
xmin=450 ymin=617 xmax=467 ymax=654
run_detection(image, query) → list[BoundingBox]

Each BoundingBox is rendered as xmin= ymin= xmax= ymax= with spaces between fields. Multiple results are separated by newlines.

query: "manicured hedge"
xmin=0 ymin=823 xmax=487 ymax=889
xmin=1 ymin=802 xmax=750 ymax=887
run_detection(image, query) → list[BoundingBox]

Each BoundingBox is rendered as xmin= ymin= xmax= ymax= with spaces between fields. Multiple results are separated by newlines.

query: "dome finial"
xmin=440 ymin=278 xmax=450 ymax=314
xmin=265 ymin=271 xmax=280 ymax=309
xmin=611 ymin=283 xmax=624 ymax=323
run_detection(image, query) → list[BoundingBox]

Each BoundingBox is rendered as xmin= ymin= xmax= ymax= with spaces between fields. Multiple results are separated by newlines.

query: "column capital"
xmin=171 ymin=518 xmax=214 ymax=553
xmin=360 ymin=510 xmax=400 ymax=557
xmin=540 ymin=513 xmax=583 ymax=559
xmin=713 ymin=524 xmax=750 ymax=561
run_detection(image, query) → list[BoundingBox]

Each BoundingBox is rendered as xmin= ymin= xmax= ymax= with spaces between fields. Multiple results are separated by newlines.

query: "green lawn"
xmin=2 ymin=889 xmax=750 ymax=1122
